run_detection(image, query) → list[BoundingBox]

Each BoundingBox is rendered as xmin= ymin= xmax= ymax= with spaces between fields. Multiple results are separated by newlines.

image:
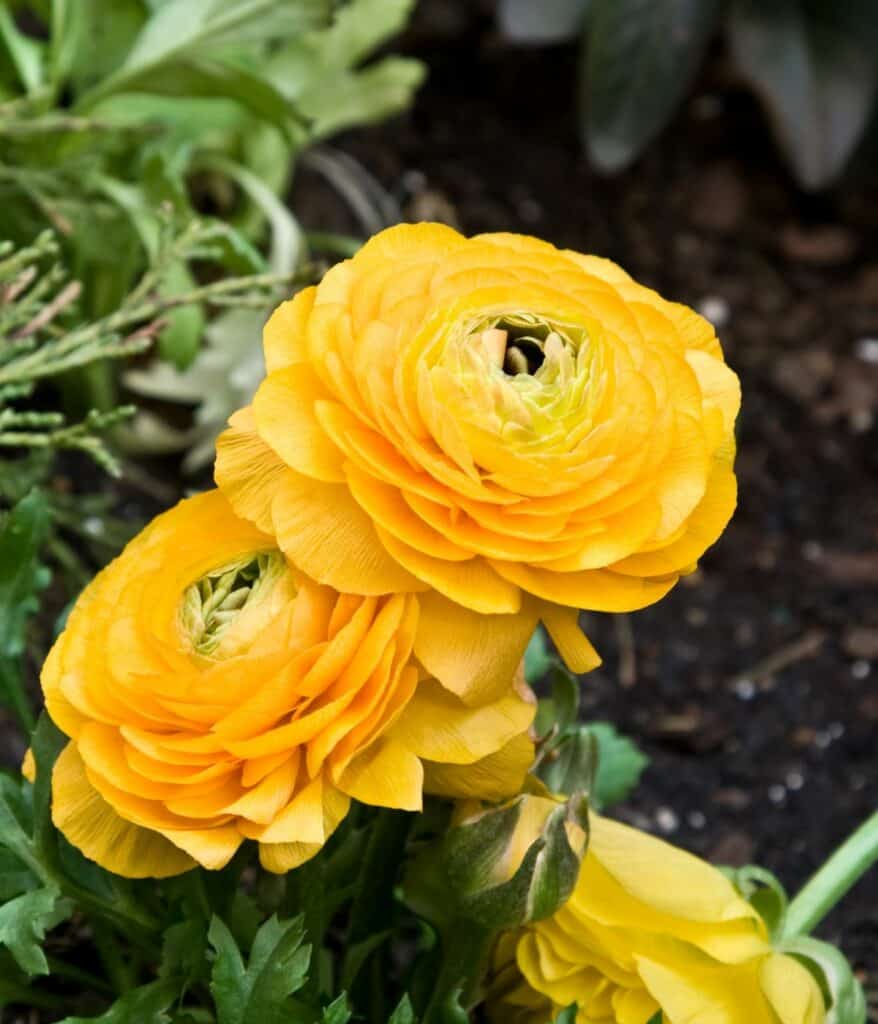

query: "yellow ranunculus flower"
xmin=41 ymin=490 xmax=534 ymax=878
xmin=216 ymin=224 xmax=739 ymax=679
xmin=490 ymin=815 xmax=825 ymax=1024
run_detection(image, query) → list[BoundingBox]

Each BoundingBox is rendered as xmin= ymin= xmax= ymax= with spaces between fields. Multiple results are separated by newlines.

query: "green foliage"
xmin=584 ymin=0 xmax=722 ymax=172
xmin=586 ymin=722 xmax=649 ymax=810
xmin=728 ymin=0 xmax=878 ymax=190
xmin=208 ymin=914 xmax=311 ymax=1024
xmin=0 ymin=489 xmax=49 ymax=729
xmin=0 ymin=885 xmax=68 ymax=976
xmin=0 ymin=0 xmax=422 ymax=374
xmin=500 ymin=0 xmax=878 ymax=189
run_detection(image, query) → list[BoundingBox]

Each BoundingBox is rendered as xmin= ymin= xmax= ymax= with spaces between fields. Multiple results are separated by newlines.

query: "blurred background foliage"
xmin=0 ymin=0 xmax=423 ymax=465
xmin=498 ymin=0 xmax=878 ymax=191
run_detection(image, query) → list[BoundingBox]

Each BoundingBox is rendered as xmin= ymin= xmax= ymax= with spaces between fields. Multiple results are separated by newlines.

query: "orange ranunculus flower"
xmin=489 ymin=815 xmax=825 ymax=1024
xmin=41 ymin=490 xmax=534 ymax=878
xmin=216 ymin=224 xmax=739 ymax=679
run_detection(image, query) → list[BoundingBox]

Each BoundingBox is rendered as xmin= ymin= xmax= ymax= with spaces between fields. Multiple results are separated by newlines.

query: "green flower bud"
xmin=444 ymin=789 xmax=589 ymax=930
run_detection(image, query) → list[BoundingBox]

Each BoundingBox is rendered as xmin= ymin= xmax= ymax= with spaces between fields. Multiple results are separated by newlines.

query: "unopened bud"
xmin=444 ymin=790 xmax=589 ymax=929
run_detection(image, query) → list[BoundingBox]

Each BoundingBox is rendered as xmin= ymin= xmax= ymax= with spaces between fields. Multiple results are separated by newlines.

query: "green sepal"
xmin=720 ymin=864 xmax=788 ymax=941
xmin=781 ymin=936 xmax=867 ymax=1024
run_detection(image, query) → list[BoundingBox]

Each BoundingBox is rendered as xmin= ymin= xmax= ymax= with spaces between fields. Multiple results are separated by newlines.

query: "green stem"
xmin=783 ymin=810 xmax=878 ymax=938
xmin=423 ymin=919 xmax=494 ymax=1024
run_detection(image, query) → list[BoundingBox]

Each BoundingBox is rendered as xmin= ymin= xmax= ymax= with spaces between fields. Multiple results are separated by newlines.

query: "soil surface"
xmin=301 ymin=0 xmax=878 ymax=999
xmin=5 ymin=1 xmax=876 ymax=1017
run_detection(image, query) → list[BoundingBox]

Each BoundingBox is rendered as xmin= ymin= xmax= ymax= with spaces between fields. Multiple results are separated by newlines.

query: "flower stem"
xmin=783 ymin=810 xmax=878 ymax=938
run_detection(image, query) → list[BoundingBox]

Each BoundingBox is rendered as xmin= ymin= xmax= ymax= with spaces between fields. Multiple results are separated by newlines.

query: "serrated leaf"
xmin=587 ymin=722 xmax=648 ymax=809
xmin=498 ymin=0 xmax=588 ymax=44
xmin=584 ymin=0 xmax=722 ymax=171
xmin=300 ymin=56 xmax=424 ymax=138
xmin=60 ymin=979 xmax=179 ymax=1024
xmin=209 ymin=914 xmax=311 ymax=1024
xmin=317 ymin=0 xmax=416 ymax=67
xmin=160 ymin=917 xmax=209 ymax=992
xmin=729 ymin=0 xmax=878 ymax=189
xmin=0 ymin=886 xmax=66 ymax=976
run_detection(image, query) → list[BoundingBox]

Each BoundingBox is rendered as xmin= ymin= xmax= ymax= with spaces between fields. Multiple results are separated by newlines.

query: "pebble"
xmin=733 ymin=678 xmax=757 ymax=701
xmin=785 ymin=771 xmax=805 ymax=791
xmin=768 ymin=784 xmax=786 ymax=805
xmin=655 ymin=807 xmax=679 ymax=834
xmin=83 ymin=516 xmax=103 ymax=537
xmin=852 ymin=660 xmax=871 ymax=680
xmin=697 ymin=295 xmax=730 ymax=328
xmin=855 ymin=337 xmax=878 ymax=364
xmin=687 ymin=811 xmax=707 ymax=830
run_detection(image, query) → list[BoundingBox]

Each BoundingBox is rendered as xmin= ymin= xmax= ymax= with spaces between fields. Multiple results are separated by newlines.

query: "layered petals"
xmin=42 ymin=490 xmax=534 ymax=878
xmin=491 ymin=816 xmax=825 ymax=1024
xmin=216 ymin=224 xmax=740 ymax=669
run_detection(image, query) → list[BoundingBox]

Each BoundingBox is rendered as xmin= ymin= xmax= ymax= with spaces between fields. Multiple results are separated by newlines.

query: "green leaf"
xmin=322 ymin=993 xmax=352 ymax=1024
xmin=0 ymin=490 xmax=51 ymax=658
xmin=524 ymin=628 xmax=555 ymax=684
xmin=0 ymin=886 xmax=67 ymax=976
xmin=587 ymin=722 xmax=648 ymax=809
xmin=0 ymin=776 xmax=38 ymax=875
xmin=729 ymin=0 xmax=878 ymax=189
xmin=299 ymin=56 xmax=424 ymax=138
xmin=209 ymin=914 xmax=312 ymax=1024
xmin=387 ymin=995 xmax=417 ymax=1024
xmin=114 ymin=58 xmax=306 ymax=141
xmin=316 ymin=0 xmax=416 ymax=67
xmin=157 ymin=261 xmax=205 ymax=368
xmin=584 ymin=0 xmax=723 ymax=171
xmin=160 ymin=917 xmax=209 ymax=993
xmin=0 ymin=5 xmax=45 ymax=93
xmin=551 ymin=1006 xmax=578 ymax=1024
xmin=60 ymin=980 xmax=179 ymax=1024
xmin=0 ymin=490 xmax=50 ymax=729
xmin=78 ymin=0 xmax=331 ymax=108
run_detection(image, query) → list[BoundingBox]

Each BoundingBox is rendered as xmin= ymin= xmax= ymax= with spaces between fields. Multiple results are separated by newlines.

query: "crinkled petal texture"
xmin=41 ymin=491 xmax=534 ymax=878
xmin=216 ymin=224 xmax=740 ymax=669
xmin=492 ymin=816 xmax=824 ymax=1024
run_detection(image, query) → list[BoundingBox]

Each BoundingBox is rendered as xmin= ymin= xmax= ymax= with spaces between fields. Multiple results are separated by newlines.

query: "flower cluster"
xmin=46 ymin=225 xmax=844 ymax=1024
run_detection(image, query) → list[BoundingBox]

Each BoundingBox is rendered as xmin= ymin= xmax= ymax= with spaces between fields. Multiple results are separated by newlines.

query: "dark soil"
xmin=300 ymin=0 xmax=878 ymax=997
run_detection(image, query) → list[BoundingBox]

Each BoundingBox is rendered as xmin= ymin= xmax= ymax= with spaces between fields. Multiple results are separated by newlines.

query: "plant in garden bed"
xmin=1 ymin=223 xmax=874 ymax=1023
xmin=0 ymin=0 xmax=423 ymax=459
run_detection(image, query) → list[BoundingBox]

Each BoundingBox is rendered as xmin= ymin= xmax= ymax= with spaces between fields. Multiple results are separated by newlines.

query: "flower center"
xmin=181 ymin=551 xmax=285 ymax=656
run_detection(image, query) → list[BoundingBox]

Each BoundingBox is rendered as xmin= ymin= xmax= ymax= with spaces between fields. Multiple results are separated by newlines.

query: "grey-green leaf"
xmin=585 ymin=0 xmax=723 ymax=171
xmin=729 ymin=0 xmax=878 ymax=189
xmin=499 ymin=0 xmax=589 ymax=44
